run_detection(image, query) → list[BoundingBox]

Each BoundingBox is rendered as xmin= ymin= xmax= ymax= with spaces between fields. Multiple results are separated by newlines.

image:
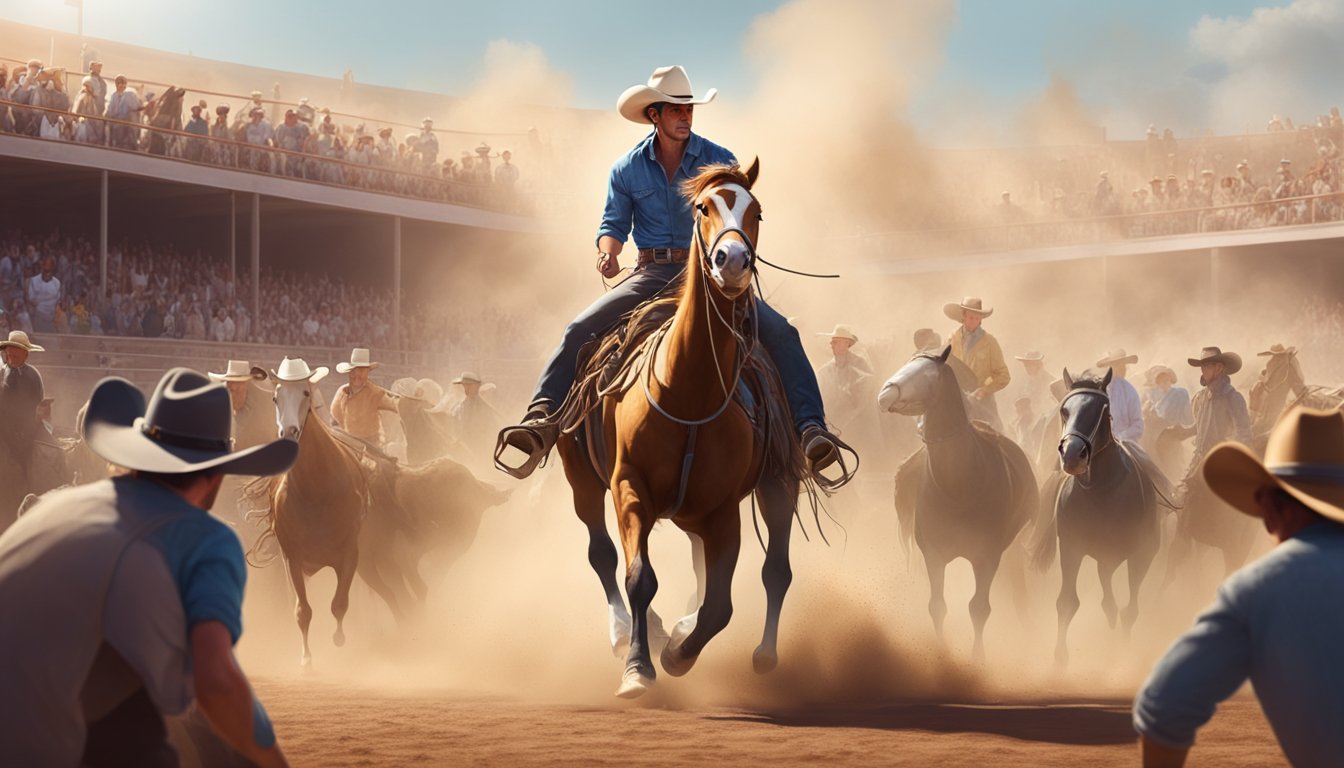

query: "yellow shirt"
xmin=331 ymin=382 xmax=396 ymax=442
xmin=949 ymin=326 xmax=1011 ymax=394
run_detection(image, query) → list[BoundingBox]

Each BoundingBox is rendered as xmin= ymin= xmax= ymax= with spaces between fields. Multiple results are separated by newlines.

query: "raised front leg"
xmin=614 ymin=477 xmax=658 ymax=699
xmin=1055 ymin=544 xmax=1083 ymax=667
xmin=662 ymin=506 xmax=742 ymax=678
xmin=968 ymin=551 xmax=1004 ymax=662
xmin=753 ymin=475 xmax=796 ymax=674
xmin=285 ymin=556 xmax=314 ymax=668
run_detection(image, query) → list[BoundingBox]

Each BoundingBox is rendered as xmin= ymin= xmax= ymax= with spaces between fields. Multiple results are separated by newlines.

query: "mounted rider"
xmin=496 ymin=65 xmax=845 ymax=481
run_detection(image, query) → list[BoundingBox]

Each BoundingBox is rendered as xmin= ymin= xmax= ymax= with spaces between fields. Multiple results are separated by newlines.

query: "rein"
xmin=1058 ymin=387 xmax=1113 ymax=475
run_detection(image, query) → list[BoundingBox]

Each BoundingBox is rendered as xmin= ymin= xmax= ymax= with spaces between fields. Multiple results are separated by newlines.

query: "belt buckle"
xmin=653 ymin=249 xmax=672 ymax=264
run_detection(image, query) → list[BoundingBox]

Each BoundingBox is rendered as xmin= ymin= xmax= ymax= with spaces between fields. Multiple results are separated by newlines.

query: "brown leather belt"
xmin=636 ymin=248 xmax=690 ymax=265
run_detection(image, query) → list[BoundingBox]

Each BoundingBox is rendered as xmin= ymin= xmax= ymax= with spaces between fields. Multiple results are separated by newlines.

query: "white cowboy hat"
xmin=0 ymin=330 xmax=44 ymax=352
xmin=83 ymin=369 xmax=298 ymax=476
xmin=336 ymin=347 xmax=379 ymax=373
xmin=943 ymin=297 xmax=993 ymax=322
xmin=452 ymin=371 xmax=487 ymax=386
xmin=1015 ymin=350 xmax=1045 ymax=362
xmin=270 ymin=357 xmax=329 ymax=383
xmin=208 ymin=359 xmax=257 ymax=382
xmin=816 ymin=325 xmax=859 ymax=344
xmin=617 ymin=65 xmax=718 ymax=125
xmin=1095 ymin=348 xmax=1139 ymax=368
xmin=390 ymin=377 xmax=421 ymax=399
xmin=1204 ymin=407 xmax=1344 ymax=524
xmin=418 ymin=378 xmax=444 ymax=404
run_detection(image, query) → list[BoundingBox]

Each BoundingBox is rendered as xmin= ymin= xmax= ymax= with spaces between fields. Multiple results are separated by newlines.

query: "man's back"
xmin=1136 ymin=521 xmax=1344 ymax=767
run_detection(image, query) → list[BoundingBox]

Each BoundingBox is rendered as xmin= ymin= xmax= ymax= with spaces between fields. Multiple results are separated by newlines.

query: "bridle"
xmin=1058 ymin=387 xmax=1113 ymax=460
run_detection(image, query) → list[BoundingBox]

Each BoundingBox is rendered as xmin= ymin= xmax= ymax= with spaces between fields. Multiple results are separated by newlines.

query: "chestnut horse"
xmin=557 ymin=161 xmax=804 ymax=698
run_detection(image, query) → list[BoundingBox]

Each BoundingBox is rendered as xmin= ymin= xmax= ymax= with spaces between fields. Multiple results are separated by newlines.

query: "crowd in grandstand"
xmin=0 ymin=229 xmax=539 ymax=361
xmin=0 ymin=56 xmax=529 ymax=211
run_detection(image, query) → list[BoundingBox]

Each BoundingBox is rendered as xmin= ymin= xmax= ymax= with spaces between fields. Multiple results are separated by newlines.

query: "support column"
xmin=392 ymin=216 xmax=402 ymax=349
xmin=1210 ymin=247 xmax=1222 ymax=327
xmin=251 ymin=193 xmax=261 ymax=326
xmin=229 ymin=192 xmax=236 ymax=287
xmin=99 ymin=169 xmax=108 ymax=299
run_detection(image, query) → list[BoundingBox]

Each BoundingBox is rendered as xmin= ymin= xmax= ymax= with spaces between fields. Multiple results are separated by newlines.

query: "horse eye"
xmin=757 ymin=213 xmax=764 ymax=221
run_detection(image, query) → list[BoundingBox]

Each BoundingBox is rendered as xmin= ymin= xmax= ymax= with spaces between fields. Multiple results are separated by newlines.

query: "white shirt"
xmin=106 ymin=88 xmax=140 ymax=120
xmin=1107 ymin=376 xmax=1144 ymax=444
xmin=27 ymin=274 xmax=61 ymax=318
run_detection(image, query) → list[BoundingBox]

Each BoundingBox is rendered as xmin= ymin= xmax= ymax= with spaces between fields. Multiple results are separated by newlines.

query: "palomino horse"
xmin=1031 ymin=370 xmax=1164 ymax=666
xmin=884 ymin=347 xmax=1039 ymax=660
xmin=1248 ymin=347 xmax=1342 ymax=452
xmin=555 ymin=161 xmax=806 ymax=698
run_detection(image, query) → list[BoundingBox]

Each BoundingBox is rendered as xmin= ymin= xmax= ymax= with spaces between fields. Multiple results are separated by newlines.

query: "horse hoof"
xmin=752 ymin=645 xmax=778 ymax=674
xmin=333 ymin=629 xmax=346 ymax=648
xmin=660 ymin=643 xmax=698 ymax=678
xmin=615 ymin=667 xmax=654 ymax=699
xmin=300 ymin=655 xmax=313 ymax=671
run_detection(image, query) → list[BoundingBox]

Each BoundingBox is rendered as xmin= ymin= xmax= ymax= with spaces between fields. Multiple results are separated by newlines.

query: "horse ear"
xmin=1062 ymin=367 xmax=1074 ymax=388
xmin=938 ymin=344 xmax=952 ymax=363
xmin=743 ymin=156 xmax=760 ymax=189
xmin=1103 ymin=367 xmax=1114 ymax=387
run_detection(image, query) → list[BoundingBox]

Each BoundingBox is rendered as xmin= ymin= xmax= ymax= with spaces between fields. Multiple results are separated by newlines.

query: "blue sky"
xmin=2 ymin=0 xmax=1298 ymax=137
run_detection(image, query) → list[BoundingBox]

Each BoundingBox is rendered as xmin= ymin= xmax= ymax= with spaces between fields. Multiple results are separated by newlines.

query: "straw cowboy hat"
xmin=617 ymin=65 xmax=718 ymax=125
xmin=1096 ymin=348 xmax=1139 ymax=368
xmin=943 ymin=297 xmax=993 ymax=322
xmin=817 ymin=324 xmax=859 ymax=344
xmin=1187 ymin=346 xmax=1243 ymax=375
xmin=0 ymin=331 xmax=44 ymax=352
xmin=1014 ymin=350 xmax=1045 ymax=362
xmin=208 ymin=359 xmax=260 ymax=383
xmin=336 ymin=348 xmax=378 ymax=373
xmin=1204 ymin=407 xmax=1344 ymax=524
xmin=83 ymin=368 xmax=298 ymax=475
xmin=270 ymin=357 xmax=329 ymax=383
xmin=1258 ymin=343 xmax=1297 ymax=357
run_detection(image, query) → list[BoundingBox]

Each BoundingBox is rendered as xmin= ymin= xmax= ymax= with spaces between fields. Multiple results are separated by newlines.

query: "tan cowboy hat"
xmin=418 ymin=378 xmax=444 ymax=404
xmin=0 ymin=331 xmax=44 ymax=352
xmin=1257 ymin=343 xmax=1297 ymax=357
xmin=452 ymin=371 xmax=488 ymax=386
xmin=913 ymin=328 xmax=942 ymax=352
xmin=390 ymin=377 xmax=421 ymax=399
xmin=209 ymin=359 xmax=256 ymax=382
xmin=1203 ymin=407 xmax=1344 ymax=524
xmin=943 ymin=297 xmax=993 ymax=322
xmin=336 ymin=347 xmax=379 ymax=373
xmin=84 ymin=369 xmax=297 ymax=476
xmin=1096 ymin=348 xmax=1139 ymax=368
xmin=1145 ymin=364 xmax=1176 ymax=385
xmin=816 ymin=325 xmax=859 ymax=344
xmin=1015 ymin=350 xmax=1045 ymax=362
xmin=1187 ymin=346 xmax=1243 ymax=375
xmin=617 ymin=65 xmax=718 ymax=125
xmin=270 ymin=357 xmax=329 ymax=383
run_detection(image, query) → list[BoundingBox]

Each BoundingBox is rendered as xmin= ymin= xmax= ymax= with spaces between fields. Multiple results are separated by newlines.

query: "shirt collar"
xmin=640 ymin=131 xmax=704 ymax=170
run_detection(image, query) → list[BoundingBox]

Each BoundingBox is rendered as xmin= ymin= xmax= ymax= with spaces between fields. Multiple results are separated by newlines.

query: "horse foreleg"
xmin=663 ymin=505 xmax=741 ymax=678
xmin=331 ymin=548 xmax=357 ymax=648
xmin=1123 ymin=547 xmax=1157 ymax=639
xmin=356 ymin=554 xmax=407 ymax=625
xmin=614 ymin=479 xmax=657 ymax=699
xmin=1055 ymin=544 xmax=1083 ymax=667
xmin=285 ymin=557 xmax=314 ymax=668
xmin=753 ymin=476 xmax=796 ymax=674
xmin=968 ymin=550 xmax=1004 ymax=663
xmin=923 ymin=551 xmax=949 ymax=642
xmin=688 ymin=532 xmax=707 ymax=614
xmin=1097 ymin=559 xmax=1121 ymax=629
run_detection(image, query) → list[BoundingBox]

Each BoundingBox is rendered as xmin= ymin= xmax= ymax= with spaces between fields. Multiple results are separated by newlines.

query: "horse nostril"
xmin=716 ymin=250 xmax=728 ymax=267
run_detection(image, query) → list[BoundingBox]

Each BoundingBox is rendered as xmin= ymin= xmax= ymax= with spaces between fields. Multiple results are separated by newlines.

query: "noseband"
xmin=693 ymin=200 xmax=758 ymax=273
xmin=1059 ymin=387 xmax=1112 ymax=458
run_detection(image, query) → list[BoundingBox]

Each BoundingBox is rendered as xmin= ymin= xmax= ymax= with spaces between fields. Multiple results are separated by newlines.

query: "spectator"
xmin=495 ymin=150 xmax=519 ymax=189
xmin=81 ymin=61 xmax=107 ymax=116
xmin=184 ymin=100 xmax=209 ymax=162
xmin=105 ymin=75 xmax=141 ymax=149
xmin=26 ymin=257 xmax=61 ymax=333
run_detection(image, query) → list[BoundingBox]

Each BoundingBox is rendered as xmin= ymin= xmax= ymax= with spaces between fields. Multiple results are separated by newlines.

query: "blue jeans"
xmin=531 ymin=262 xmax=826 ymax=431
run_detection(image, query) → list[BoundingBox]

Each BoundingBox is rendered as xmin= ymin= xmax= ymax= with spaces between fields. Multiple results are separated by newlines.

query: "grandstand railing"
xmin=1 ymin=101 xmax=532 ymax=214
xmin=857 ymin=189 xmax=1344 ymax=259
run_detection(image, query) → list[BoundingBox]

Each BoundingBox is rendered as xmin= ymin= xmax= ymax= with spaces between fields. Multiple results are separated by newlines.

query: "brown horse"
xmin=555 ymin=161 xmax=805 ymax=698
xmin=1248 ymin=348 xmax=1342 ymax=453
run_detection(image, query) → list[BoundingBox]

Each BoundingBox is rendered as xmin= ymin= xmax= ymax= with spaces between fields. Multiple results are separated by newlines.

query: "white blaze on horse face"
xmin=703 ymin=183 xmax=756 ymax=296
xmin=880 ymin=356 xmax=939 ymax=416
xmin=273 ymin=379 xmax=311 ymax=441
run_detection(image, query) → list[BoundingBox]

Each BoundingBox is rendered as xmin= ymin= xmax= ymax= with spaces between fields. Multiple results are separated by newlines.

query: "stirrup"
xmin=494 ymin=420 xmax=558 ymax=480
xmin=802 ymin=426 xmax=859 ymax=492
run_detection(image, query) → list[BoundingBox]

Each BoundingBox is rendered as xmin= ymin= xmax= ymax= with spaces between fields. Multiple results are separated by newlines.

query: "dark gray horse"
xmin=885 ymin=347 xmax=1039 ymax=660
xmin=1030 ymin=369 xmax=1164 ymax=666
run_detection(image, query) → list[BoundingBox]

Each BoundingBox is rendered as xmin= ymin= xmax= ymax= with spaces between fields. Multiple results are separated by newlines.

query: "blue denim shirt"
xmin=595 ymin=131 xmax=737 ymax=249
xmin=1133 ymin=521 xmax=1344 ymax=767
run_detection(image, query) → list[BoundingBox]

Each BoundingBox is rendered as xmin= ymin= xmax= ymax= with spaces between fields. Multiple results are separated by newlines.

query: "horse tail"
xmin=242 ymin=475 xmax=282 ymax=568
xmin=1029 ymin=472 xmax=1064 ymax=573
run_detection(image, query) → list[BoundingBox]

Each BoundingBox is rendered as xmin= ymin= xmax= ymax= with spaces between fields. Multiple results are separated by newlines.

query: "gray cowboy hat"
xmin=84 ymin=368 xmax=298 ymax=475
xmin=1187 ymin=346 xmax=1243 ymax=375
xmin=912 ymin=328 xmax=942 ymax=352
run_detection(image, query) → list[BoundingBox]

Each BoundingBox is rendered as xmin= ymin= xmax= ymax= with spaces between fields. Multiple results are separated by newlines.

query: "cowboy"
xmin=417 ymin=117 xmax=439 ymax=167
xmin=330 ymin=347 xmax=398 ymax=447
xmin=1094 ymin=348 xmax=1144 ymax=444
xmin=1172 ymin=347 xmax=1251 ymax=493
xmin=447 ymin=372 xmax=503 ymax=464
xmin=945 ymin=296 xmax=1009 ymax=430
xmin=1013 ymin=350 xmax=1054 ymax=420
xmin=1249 ymin=343 xmax=1298 ymax=431
xmin=912 ymin=328 xmax=942 ymax=353
xmin=209 ymin=360 xmax=275 ymax=452
xmin=389 ymin=377 xmax=455 ymax=464
xmin=495 ymin=149 xmax=520 ymax=188
xmin=1134 ymin=406 xmax=1344 ymax=767
xmin=1143 ymin=365 xmax=1192 ymax=428
xmin=497 ymin=65 xmax=844 ymax=480
xmin=815 ymin=324 xmax=874 ymax=439
xmin=0 ymin=368 xmax=296 ymax=766
xmin=0 ymin=330 xmax=45 ymax=479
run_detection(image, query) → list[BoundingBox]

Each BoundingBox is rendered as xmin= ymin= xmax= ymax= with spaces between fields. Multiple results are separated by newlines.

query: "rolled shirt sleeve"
xmin=596 ymin=163 xmax=633 ymax=246
xmin=180 ymin=527 xmax=248 ymax=643
xmin=1133 ymin=586 xmax=1252 ymax=748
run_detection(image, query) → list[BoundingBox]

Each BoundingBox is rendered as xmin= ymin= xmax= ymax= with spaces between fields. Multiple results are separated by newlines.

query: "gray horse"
xmin=884 ymin=347 xmax=1039 ymax=660
xmin=1030 ymin=369 xmax=1166 ymax=666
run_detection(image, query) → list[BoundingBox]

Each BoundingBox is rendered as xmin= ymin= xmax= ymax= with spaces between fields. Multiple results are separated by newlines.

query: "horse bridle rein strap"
xmin=1059 ymin=388 xmax=1113 ymax=456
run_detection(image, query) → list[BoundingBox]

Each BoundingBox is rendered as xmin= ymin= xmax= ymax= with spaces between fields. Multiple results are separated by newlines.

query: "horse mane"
xmin=1070 ymin=373 xmax=1109 ymax=392
xmin=679 ymin=163 xmax=752 ymax=202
